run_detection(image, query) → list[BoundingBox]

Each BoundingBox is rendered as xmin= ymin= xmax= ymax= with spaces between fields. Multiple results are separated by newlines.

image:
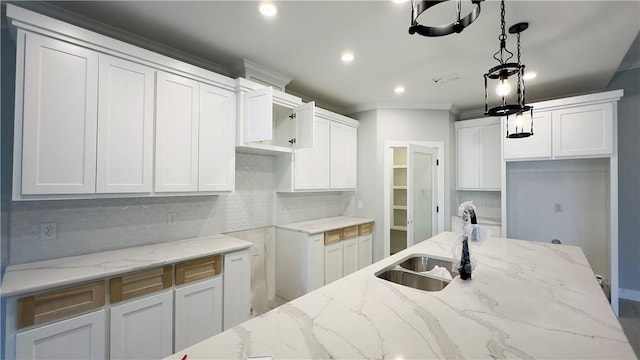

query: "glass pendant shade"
xmin=506 ymin=107 xmax=533 ymax=138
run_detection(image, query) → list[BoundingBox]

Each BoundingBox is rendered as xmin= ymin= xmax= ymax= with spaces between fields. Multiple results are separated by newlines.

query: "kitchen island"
xmin=167 ymin=232 xmax=635 ymax=359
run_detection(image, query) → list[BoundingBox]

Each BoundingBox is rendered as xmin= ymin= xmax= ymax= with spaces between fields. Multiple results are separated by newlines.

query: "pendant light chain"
xmin=493 ymin=0 xmax=513 ymax=65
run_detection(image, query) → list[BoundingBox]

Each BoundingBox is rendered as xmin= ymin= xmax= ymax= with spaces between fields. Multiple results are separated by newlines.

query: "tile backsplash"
xmin=8 ymin=153 xmax=354 ymax=265
xmin=455 ymin=190 xmax=501 ymax=220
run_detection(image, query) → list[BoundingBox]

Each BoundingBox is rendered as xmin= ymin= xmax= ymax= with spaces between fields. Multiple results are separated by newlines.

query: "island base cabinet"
xmin=223 ymin=250 xmax=251 ymax=330
xmin=109 ymin=290 xmax=173 ymax=359
xmin=174 ymin=276 xmax=223 ymax=351
xmin=15 ymin=310 xmax=106 ymax=360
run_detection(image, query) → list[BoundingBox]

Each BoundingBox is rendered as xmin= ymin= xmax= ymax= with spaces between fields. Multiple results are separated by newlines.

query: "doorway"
xmin=384 ymin=141 xmax=444 ymax=257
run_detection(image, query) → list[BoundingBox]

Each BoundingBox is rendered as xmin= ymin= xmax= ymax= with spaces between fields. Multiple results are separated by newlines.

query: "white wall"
xmin=352 ymin=108 xmax=455 ymax=262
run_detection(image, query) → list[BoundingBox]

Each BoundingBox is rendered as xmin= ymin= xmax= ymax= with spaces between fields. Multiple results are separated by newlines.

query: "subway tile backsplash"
xmin=9 ymin=153 xmax=353 ymax=265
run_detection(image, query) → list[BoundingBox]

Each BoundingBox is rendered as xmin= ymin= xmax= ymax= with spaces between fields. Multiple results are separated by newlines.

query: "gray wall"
xmin=608 ymin=67 xmax=640 ymax=294
xmin=352 ymin=108 xmax=455 ymax=262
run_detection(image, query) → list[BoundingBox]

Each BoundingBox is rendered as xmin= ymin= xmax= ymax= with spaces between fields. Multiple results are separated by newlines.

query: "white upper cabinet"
xmin=330 ymin=121 xmax=358 ymax=190
xmin=155 ymin=71 xmax=200 ymax=192
xmin=503 ymin=91 xmax=621 ymax=161
xmin=235 ymin=79 xmax=315 ymax=154
xmin=97 ymin=54 xmax=155 ymax=193
xmin=18 ymin=32 xmax=98 ymax=195
xmin=198 ymin=83 xmax=236 ymax=192
xmin=10 ymin=11 xmax=238 ymax=200
xmin=503 ymin=111 xmax=552 ymax=160
xmin=552 ymin=103 xmax=613 ymax=158
xmin=456 ymin=118 xmax=501 ymax=190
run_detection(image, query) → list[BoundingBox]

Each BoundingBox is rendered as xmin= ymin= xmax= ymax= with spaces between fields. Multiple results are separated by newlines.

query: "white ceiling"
xmin=29 ymin=1 xmax=640 ymax=115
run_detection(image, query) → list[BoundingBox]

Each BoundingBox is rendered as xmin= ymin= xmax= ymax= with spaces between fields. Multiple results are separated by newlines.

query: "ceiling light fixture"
xmin=409 ymin=0 xmax=484 ymax=37
xmin=523 ymin=71 xmax=537 ymax=80
xmin=483 ymin=0 xmax=533 ymax=139
xmin=259 ymin=2 xmax=277 ymax=17
xmin=395 ymin=85 xmax=406 ymax=94
xmin=341 ymin=51 xmax=355 ymax=63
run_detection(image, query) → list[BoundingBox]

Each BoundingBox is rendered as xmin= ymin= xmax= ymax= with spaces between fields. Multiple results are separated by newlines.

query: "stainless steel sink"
xmin=375 ymin=255 xmax=456 ymax=292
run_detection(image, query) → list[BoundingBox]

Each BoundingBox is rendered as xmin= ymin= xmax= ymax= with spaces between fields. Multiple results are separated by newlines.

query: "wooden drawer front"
xmin=342 ymin=226 xmax=359 ymax=240
xmin=324 ymin=229 xmax=342 ymax=245
xmin=18 ymin=281 xmax=105 ymax=329
xmin=175 ymin=255 xmax=222 ymax=285
xmin=110 ymin=266 xmax=172 ymax=303
xmin=359 ymin=223 xmax=373 ymax=236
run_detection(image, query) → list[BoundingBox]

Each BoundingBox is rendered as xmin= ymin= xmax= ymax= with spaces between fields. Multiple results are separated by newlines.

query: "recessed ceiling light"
xmin=391 ymin=0 xmax=409 ymax=3
xmin=259 ymin=2 xmax=277 ymax=17
xmin=523 ymin=72 xmax=537 ymax=80
xmin=394 ymin=85 xmax=405 ymax=94
xmin=341 ymin=51 xmax=355 ymax=63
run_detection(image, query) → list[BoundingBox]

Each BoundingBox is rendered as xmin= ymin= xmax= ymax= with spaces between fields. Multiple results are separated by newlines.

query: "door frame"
xmin=383 ymin=141 xmax=445 ymax=258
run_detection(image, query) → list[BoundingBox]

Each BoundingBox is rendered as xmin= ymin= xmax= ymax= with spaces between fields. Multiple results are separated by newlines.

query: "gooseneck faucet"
xmin=458 ymin=205 xmax=477 ymax=280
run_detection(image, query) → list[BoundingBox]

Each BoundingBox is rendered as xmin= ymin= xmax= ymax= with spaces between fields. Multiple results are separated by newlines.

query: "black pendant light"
xmin=409 ymin=0 xmax=484 ymax=37
xmin=484 ymin=0 xmax=533 ymax=138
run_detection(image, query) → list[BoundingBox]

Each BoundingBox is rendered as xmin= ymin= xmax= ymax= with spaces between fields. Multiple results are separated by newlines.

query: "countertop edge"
xmin=1 ymin=235 xmax=252 ymax=298
xmin=276 ymin=216 xmax=375 ymax=234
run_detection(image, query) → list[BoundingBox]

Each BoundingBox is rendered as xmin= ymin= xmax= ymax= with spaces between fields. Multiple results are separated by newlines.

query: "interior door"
xmin=407 ymin=144 xmax=438 ymax=246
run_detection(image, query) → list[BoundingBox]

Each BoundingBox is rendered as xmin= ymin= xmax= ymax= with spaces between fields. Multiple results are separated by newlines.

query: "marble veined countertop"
xmin=168 ymin=231 xmax=634 ymax=359
xmin=276 ymin=216 xmax=374 ymax=234
xmin=1 ymin=234 xmax=252 ymax=297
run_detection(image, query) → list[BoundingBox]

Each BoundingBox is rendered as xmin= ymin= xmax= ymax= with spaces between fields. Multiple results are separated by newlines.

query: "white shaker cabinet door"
xmin=110 ymin=290 xmax=173 ymax=360
xmin=552 ymin=103 xmax=614 ymax=158
xmin=503 ymin=111 xmax=552 ymax=160
xmin=295 ymin=117 xmax=330 ymax=190
xmin=342 ymin=238 xmax=358 ymax=277
xmin=15 ymin=310 xmax=106 ymax=360
xmin=155 ymin=71 xmax=200 ymax=192
xmin=198 ymin=83 xmax=236 ymax=192
xmin=174 ymin=276 xmax=223 ymax=351
xmin=330 ymin=122 xmax=357 ymax=190
xmin=357 ymin=234 xmax=373 ymax=270
xmin=223 ymin=250 xmax=251 ymax=330
xmin=96 ymin=54 xmax=155 ymax=193
xmin=324 ymin=242 xmax=343 ymax=285
xmin=20 ymin=32 xmax=98 ymax=195
xmin=307 ymin=234 xmax=326 ymax=292
xmin=243 ymin=87 xmax=273 ymax=143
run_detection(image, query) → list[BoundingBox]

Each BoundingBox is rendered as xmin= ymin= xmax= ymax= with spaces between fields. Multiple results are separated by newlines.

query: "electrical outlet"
xmin=40 ymin=222 xmax=57 ymax=241
xmin=167 ymin=213 xmax=176 ymax=225
xmin=357 ymin=200 xmax=363 ymax=209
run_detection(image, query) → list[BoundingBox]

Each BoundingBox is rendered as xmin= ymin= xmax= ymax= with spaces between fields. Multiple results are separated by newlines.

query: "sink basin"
xmin=375 ymin=255 xmax=457 ymax=292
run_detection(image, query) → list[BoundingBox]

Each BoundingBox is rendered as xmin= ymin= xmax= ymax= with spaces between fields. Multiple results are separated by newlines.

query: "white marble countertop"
xmin=1 ymin=234 xmax=252 ymax=297
xmin=168 ymin=232 xmax=635 ymax=359
xmin=276 ymin=216 xmax=375 ymax=234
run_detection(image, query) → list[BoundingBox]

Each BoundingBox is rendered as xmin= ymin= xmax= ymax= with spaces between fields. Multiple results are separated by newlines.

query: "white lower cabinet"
xmin=109 ymin=290 xmax=173 ymax=360
xmin=275 ymin=229 xmax=324 ymax=301
xmin=223 ymin=250 xmax=251 ymax=330
xmin=16 ymin=310 xmax=106 ymax=360
xmin=174 ymin=276 xmax=223 ymax=351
